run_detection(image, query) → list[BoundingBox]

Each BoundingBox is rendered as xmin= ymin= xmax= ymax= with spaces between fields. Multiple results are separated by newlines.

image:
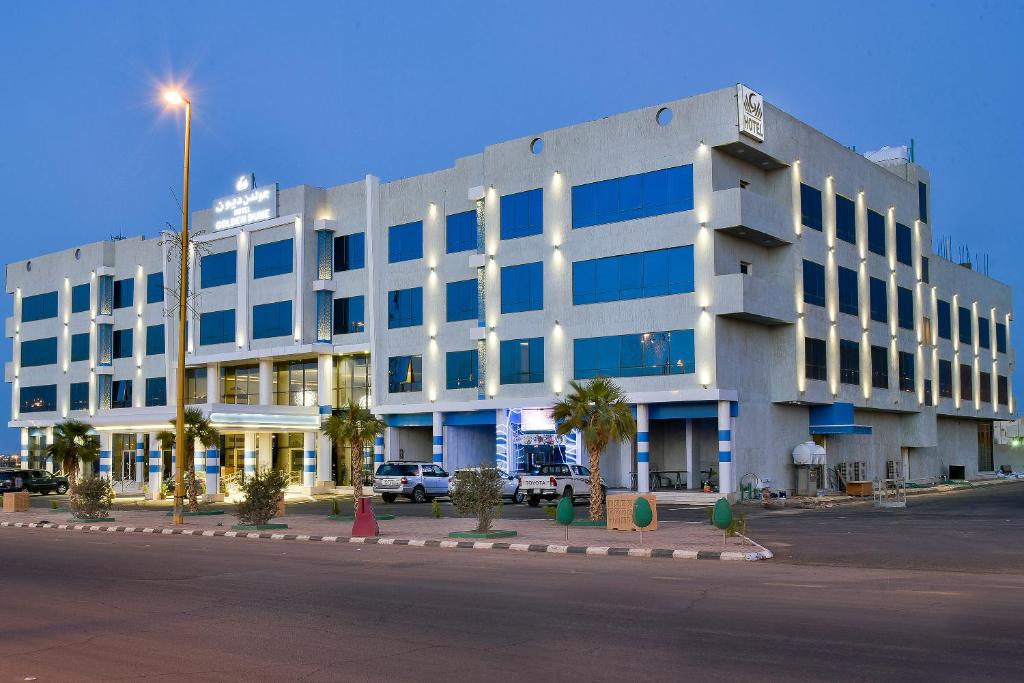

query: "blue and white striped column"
xmin=19 ymin=428 xmax=29 ymax=471
xmin=205 ymin=446 xmax=220 ymax=498
xmin=302 ymin=431 xmax=316 ymax=489
xmin=99 ymin=432 xmax=112 ymax=479
xmin=636 ymin=404 xmax=650 ymax=493
xmin=135 ymin=434 xmax=145 ymax=487
xmin=717 ymin=400 xmax=735 ymax=495
xmin=170 ymin=446 xmax=176 ymax=479
xmin=243 ymin=432 xmax=257 ymax=477
xmin=432 ymin=412 xmax=444 ymax=467
xmin=193 ymin=438 xmax=205 ymax=477
xmin=148 ymin=432 xmax=162 ymax=500
xmin=374 ymin=435 xmax=384 ymax=464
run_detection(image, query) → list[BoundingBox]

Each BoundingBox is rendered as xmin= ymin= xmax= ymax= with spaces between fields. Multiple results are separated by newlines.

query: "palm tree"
xmin=158 ymin=407 xmax=220 ymax=511
xmin=46 ymin=419 xmax=100 ymax=493
xmin=552 ymin=377 xmax=637 ymax=521
xmin=322 ymin=400 xmax=385 ymax=507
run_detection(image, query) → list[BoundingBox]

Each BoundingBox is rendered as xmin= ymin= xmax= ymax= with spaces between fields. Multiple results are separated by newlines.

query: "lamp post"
xmin=163 ymin=89 xmax=191 ymax=526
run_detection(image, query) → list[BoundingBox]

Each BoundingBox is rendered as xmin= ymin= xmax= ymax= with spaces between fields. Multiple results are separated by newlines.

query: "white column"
xmin=19 ymin=428 xmax=28 ymax=470
xmin=204 ymin=441 xmax=220 ymax=500
xmin=243 ymin=431 xmax=257 ymax=477
xmin=717 ymin=400 xmax=735 ymax=495
xmin=432 ymin=411 xmax=444 ymax=467
xmin=258 ymin=432 xmax=273 ymax=470
xmin=636 ymin=404 xmax=649 ymax=493
xmin=148 ymin=432 xmax=162 ymax=500
xmin=317 ymin=434 xmax=333 ymax=487
xmin=685 ymin=419 xmax=695 ymax=490
xmin=259 ymin=359 xmax=273 ymax=405
xmin=374 ymin=434 xmax=384 ymax=465
xmin=302 ymin=431 xmax=316 ymax=489
xmin=135 ymin=433 xmax=145 ymax=486
xmin=193 ymin=437 xmax=205 ymax=477
xmin=206 ymin=362 xmax=219 ymax=404
xmin=99 ymin=432 xmax=112 ymax=479
xmin=44 ymin=426 xmax=54 ymax=473
xmin=317 ymin=353 xmax=334 ymax=487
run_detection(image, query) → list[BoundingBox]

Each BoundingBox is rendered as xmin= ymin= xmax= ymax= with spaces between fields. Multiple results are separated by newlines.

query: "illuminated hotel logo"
xmin=213 ymin=174 xmax=278 ymax=230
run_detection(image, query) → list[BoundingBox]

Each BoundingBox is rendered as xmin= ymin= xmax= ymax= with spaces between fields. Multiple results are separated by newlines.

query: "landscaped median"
xmin=0 ymin=508 xmax=772 ymax=561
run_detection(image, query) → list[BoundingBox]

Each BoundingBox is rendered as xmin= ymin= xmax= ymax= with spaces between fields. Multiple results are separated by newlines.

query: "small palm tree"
xmin=46 ymin=419 xmax=100 ymax=493
xmin=552 ymin=377 xmax=636 ymax=521
xmin=322 ymin=400 xmax=385 ymax=508
xmin=159 ymin=407 xmax=220 ymax=511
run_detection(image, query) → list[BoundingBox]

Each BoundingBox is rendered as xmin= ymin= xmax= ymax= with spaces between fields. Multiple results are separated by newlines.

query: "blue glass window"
xmin=20 ymin=337 xmax=57 ymax=367
xmin=897 ymin=287 xmax=914 ymax=330
xmin=388 ymin=287 xmax=423 ymax=329
xmin=500 ymin=262 xmax=543 ymax=313
xmin=837 ymin=267 xmax=858 ymax=316
xmin=867 ymin=210 xmax=886 ymax=256
xmin=921 ymin=257 xmax=930 ymax=284
xmin=871 ymin=345 xmax=889 ymax=389
xmin=202 ymin=250 xmax=237 ymax=288
xmin=805 ymin=338 xmax=827 ymax=382
xmin=899 ymin=352 xmax=915 ymax=392
xmin=112 ymin=328 xmax=133 ymax=359
xmin=446 ymin=349 xmax=479 ymax=389
xmin=937 ymin=300 xmax=951 ymax=339
xmin=574 ymin=329 xmax=694 ymax=379
xmin=573 ymin=246 xmax=694 ymax=305
xmin=146 ymin=272 xmax=164 ymax=304
xmin=70 ymin=382 xmax=89 ymax=411
xmin=918 ymin=181 xmax=928 ymax=223
xmin=71 ymin=283 xmax=90 ymax=313
xmin=978 ymin=317 xmax=990 ymax=349
xmin=388 ymin=221 xmax=423 ymax=263
xmin=895 ymin=223 xmax=912 ymax=266
xmin=200 ymin=309 xmax=235 ymax=346
xmin=253 ymin=239 xmax=293 ymax=278
xmin=501 ymin=188 xmax=544 ymax=239
xmin=70 ymin=332 xmax=89 ymax=362
xmin=997 ymin=322 xmax=1007 ymax=353
xmin=145 ymin=377 xmax=167 ymax=407
xmin=572 ymin=165 xmax=694 ymax=229
xmin=333 ymin=296 xmax=365 ymax=334
xmin=21 ymin=291 xmax=57 ymax=322
xmin=388 ymin=355 xmax=422 ymax=393
xmin=839 ymin=339 xmax=860 ymax=385
xmin=252 ymin=301 xmax=292 ymax=339
xmin=938 ymin=360 xmax=953 ymax=398
xmin=802 ymin=260 xmax=826 ymax=307
xmin=446 ymin=279 xmax=478 ymax=322
xmin=146 ymin=324 xmax=165 ymax=355
xmin=800 ymin=184 xmax=823 ymax=231
xmin=447 ymin=210 xmax=477 ymax=253
xmin=958 ymin=306 xmax=972 ymax=345
xmin=835 ymin=194 xmax=856 ymax=244
xmin=869 ymin=277 xmax=888 ymax=323
xmin=112 ymin=379 xmax=133 ymax=408
xmin=333 ymin=232 xmax=365 ymax=271
xmin=500 ymin=337 xmax=544 ymax=384
xmin=20 ymin=384 xmax=56 ymax=413
xmin=113 ymin=278 xmax=134 ymax=309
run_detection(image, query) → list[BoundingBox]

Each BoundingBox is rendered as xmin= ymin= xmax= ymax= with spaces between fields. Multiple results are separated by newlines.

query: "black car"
xmin=0 ymin=469 xmax=69 ymax=495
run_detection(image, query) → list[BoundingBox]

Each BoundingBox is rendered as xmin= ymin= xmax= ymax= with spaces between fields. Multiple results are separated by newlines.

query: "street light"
xmin=162 ymin=88 xmax=191 ymax=526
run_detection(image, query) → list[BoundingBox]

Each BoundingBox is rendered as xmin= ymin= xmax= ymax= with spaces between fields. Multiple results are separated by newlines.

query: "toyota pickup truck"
xmin=518 ymin=463 xmax=605 ymax=507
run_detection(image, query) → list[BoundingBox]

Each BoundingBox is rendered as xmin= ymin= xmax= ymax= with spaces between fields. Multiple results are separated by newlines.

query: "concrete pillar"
xmin=135 ymin=434 xmax=145 ymax=485
xmin=243 ymin=431 xmax=257 ymax=477
xmin=99 ymin=432 xmax=112 ymax=478
xmin=258 ymin=359 xmax=273 ymax=405
xmin=717 ymin=400 xmax=735 ymax=495
xmin=432 ymin=411 xmax=444 ymax=467
xmin=206 ymin=362 xmax=219 ymax=404
xmin=317 ymin=434 xmax=333 ymax=488
xmin=685 ymin=419 xmax=695 ymax=490
xmin=302 ymin=431 xmax=316 ymax=489
xmin=257 ymin=432 xmax=273 ymax=470
xmin=193 ymin=437 xmax=205 ymax=477
xmin=317 ymin=353 xmax=333 ymax=410
xmin=205 ymin=444 xmax=221 ymax=500
xmin=374 ymin=435 xmax=384 ymax=464
xmin=44 ymin=426 xmax=53 ymax=473
xmin=148 ymin=432 xmax=162 ymax=500
xmin=170 ymin=446 xmax=177 ymax=478
xmin=19 ymin=428 xmax=28 ymax=470
xmin=636 ymin=404 xmax=649 ymax=493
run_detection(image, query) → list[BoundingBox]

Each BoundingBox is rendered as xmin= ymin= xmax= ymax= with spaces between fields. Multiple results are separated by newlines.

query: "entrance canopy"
xmin=809 ymin=403 xmax=872 ymax=435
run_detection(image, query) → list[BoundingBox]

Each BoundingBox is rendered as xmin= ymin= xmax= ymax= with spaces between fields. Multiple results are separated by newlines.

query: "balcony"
xmin=710 ymin=188 xmax=793 ymax=247
xmin=713 ymin=273 xmax=795 ymax=326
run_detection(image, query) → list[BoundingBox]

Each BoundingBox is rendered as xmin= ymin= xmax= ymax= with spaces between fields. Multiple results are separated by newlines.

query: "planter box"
xmin=3 ymin=492 xmax=30 ymax=513
xmin=606 ymin=493 xmax=658 ymax=531
xmin=845 ymin=480 xmax=873 ymax=497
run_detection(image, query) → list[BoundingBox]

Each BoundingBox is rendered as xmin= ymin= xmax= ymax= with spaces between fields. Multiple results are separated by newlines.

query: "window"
xmin=333 ymin=296 xmax=365 ymax=334
xmin=574 ymin=329 xmax=694 ymax=379
xmin=334 ymin=354 xmax=371 ymax=407
xmin=802 ymin=260 xmax=825 ymax=307
xmin=835 ymin=194 xmax=856 ymax=244
xmin=146 ymin=272 xmax=164 ymax=304
xmin=446 ymin=279 xmax=478 ymax=322
xmin=253 ymin=238 xmax=293 ymax=278
xmin=387 ymin=287 xmax=423 ymax=329
xmin=937 ymin=300 xmax=951 ymax=339
xmin=895 ymin=223 xmax=912 ymax=266
xmin=867 ymin=210 xmax=886 ymax=256
xmin=70 ymin=382 xmax=89 ymax=411
xmin=572 ymin=165 xmax=694 ymax=229
xmin=200 ymin=309 xmax=235 ymax=346
xmin=959 ymin=363 xmax=973 ymax=400
xmin=184 ymin=367 xmax=207 ymax=404
xmin=978 ymin=317 xmax=990 ymax=349
xmin=980 ymin=372 xmax=992 ymax=403
xmin=899 ymin=352 xmax=915 ymax=392
xmin=388 ymin=221 xmax=423 ymax=263
xmin=837 ymin=267 xmax=858 ymax=316
xmin=388 ymin=355 xmax=422 ymax=393
xmin=839 ymin=339 xmax=860 ymax=385
xmin=70 ymin=332 xmax=89 ymax=362
xmin=804 ymin=338 xmax=827 ymax=382
xmin=922 ymin=317 xmax=933 ymax=346
xmin=958 ymin=306 xmax=972 ymax=345
xmin=273 ymin=359 xmax=318 ymax=406
xmin=799 ymin=184 xmax=823 ymax=231
xmin=21 ymin=291 xmax=57 ymax=322
xmin=112 ymin=328 xmax=133 ymax=359
xmin=739 ymin=261 xmax=751 ymax=275
xmin=71 ymin=283 xmax=90 ymax=313
xmin=20 ymin=337 xmax=57 ymax=367
xmin=252 ymin=301 xmax=292 ymax=339
xmin=897 ymin=287 xmax=914 ymax=330
xmin=939 ymin=360 xmax=953 ymax=398
xmin=500 ymin=338 xmax=544 ymax=384
xmin=871 ymin=345 xmax=889 ymax=389
xmin=20 ymin=385 xmax=56 ymax=413
xmin=998 ymin=375 xmax=1009 ymax=406
xmin=869 ymin=278 xmax=888 ymax=323
xmin=221 ymin=365 xmax=259 ymax=404
xmin=501 ymin=262 xmax=543 ymax=313
xmin=201 ymin=250 xmax=237 ymax=288
xmin=113 ymin=278 xmax=134 ymax=309
xmin=146 ymin=324 xmax=164 ymax=355
xmin=112 ymin=379 xmax=132 ymax=408
xmin=145 ymin=377 xmax=167 ymax=407
xmin=921 ymin=257 xmax=930 ymax=284
xmin=334 ymin=232 xmax=365 ymax=271
xmin=502 ymin=188 xmax=544 ymax=238
xmin=446 ymin=210 xmax=477 ymax=253
xmin=446 ymin=349 xmax=478 ymax=389
xmin=918 ymin=181 xmax=928 ymax=223
xmin=997 ymin=322 xmax=1007 ymax=353
xmin=572 ymin=246 xmax=694 ymax=305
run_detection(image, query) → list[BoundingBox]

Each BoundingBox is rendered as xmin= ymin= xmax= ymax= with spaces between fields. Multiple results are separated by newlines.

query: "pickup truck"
xmin=517 ymin=463 xmax=605 ymax=507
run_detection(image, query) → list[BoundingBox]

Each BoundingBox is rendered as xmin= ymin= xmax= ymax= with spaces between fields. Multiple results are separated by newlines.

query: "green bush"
xmin=330 ymin=498 xmax=341 ymax=516
xmin=449 ymin=468 xmax=503 ymax=533
xmin=235 ymin=469 xmax=290 ymax=526
xmin=431 ymin=498 xmax=442 ymax=519
xmin=69 ymin=477 xmax=114 ymax=519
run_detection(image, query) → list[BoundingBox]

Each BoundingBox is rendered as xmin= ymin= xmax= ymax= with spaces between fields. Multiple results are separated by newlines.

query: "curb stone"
xmin=0 ymin=521 xmax=773 ymax=562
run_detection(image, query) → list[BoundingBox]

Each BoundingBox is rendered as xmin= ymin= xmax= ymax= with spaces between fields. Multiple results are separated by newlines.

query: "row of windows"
xmin=803 ymin=260 xmax=931 ymax=331
xmin=200 ymin=239 xmax=294 ymax=287
xmin=572 ymin=246 xmax=694 ymax=305
xmin=800 ymin=184 xmax=915 ymax=266
xmin=22 ymin=273 xmax=166 ymax=323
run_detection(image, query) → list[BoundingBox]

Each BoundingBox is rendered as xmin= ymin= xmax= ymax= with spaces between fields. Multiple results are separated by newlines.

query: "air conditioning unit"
xmin=851 ymin=461 xmax=867 ymax=481
xmin=835 ymin=462 xmax=848 ymax=481
xmin=886 ymin=460 xmax=901 ymax=480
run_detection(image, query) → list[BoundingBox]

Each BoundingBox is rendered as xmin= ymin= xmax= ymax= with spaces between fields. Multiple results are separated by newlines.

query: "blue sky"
xmin=0 ymin=0 xmax=1020 ymax=449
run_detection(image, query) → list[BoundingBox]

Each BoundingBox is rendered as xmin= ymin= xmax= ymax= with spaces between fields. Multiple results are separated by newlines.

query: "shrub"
xmin=431 ymin=498 xmax=442 ymax=519
xmin=69 ymin=476 xmax=114 ymax=519
xmin=330 ymin=498 xmax=341 ymax=516
xmin=235 ymin=468 xmax=290 ymax=526
xmin=450 ymin=468 xmax=503 ymax=533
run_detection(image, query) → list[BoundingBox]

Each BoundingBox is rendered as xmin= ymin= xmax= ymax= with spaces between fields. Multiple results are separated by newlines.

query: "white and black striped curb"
xmin=0 ymin=521 xmax=773 ymax=561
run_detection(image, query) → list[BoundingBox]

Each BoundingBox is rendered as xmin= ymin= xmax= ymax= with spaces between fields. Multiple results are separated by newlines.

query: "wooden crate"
xmin=3 ymin=492 xmax=30 ymax=513
xmin=845 ymin=480 xmax=872 ymax=497
xmin=606 ymin=493 xmax=658 ymax=531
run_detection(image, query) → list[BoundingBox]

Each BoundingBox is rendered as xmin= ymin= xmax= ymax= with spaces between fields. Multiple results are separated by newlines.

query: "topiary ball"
xmin=712 ymin=497 xmax=733 ymax=530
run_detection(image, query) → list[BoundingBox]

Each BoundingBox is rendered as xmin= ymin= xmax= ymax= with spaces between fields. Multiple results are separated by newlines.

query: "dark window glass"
xmin=21 ymin=291 xmax=58 ymax=322
xmin=501 ymin=188 xmax=544 ymax=238
xmin=804 ymin=337 xmax=827 ymax=382
xmin=112 ymin=328 xmax=133 ymax=359
xmin=201 ymin=250 xmax=237 ymax=288
xmin=867 ymin=210 xmax=886 ymax=256
xmin=200 ymin=309 xmax=235 ymax=346
xmin=978 ymin=317 xmax=990 ymax=349
xmin=937 ymin=300 xmax=951 ymax=339
xmin=958 ymin=306 xmax=972 ymax=345
xmin=69 ymin=382 xmax=89 ymax=411
xmin=333 ymin=232 xmax=365 ymax=271
xmin=918 ymin=181 xmax=928 ymax=223
xmin=184 ymin=367 xmax=207 ymax=404
xmin=500 ymin=337 xmax=544 ymax=384
xmin=221 ymin=364 xmax=260 ymax=404
xmin=897 ymin=287 xmax=914 ymax=330
xmin=387 ymin=287 xmax=423 ymax=329
xmin=921 ymin=257 xmax=930 ymax=284
xmin=899 ymin=352 xmax=915 ymax=392
xmin=332 ymin=296 xmax=365 ymax=334
xmin=145 ymin=377 xmax=167 ymax=407
xmin=799 ymin=184 xmax=822 ymax=231
xmin=839 ymin=339 xmax=860 ymax=385
xmin=253 ymin=239 xmax=293 ymax=278
xmin=446 ymin=349 xmax=479 ymax=389
xmin=802 ymin=260 xmax=826 ymax=307
xmin=939 ymin=360 xmax=953 ymax=398
xmin=388 ymin=355 xmax=422 ymax=393
xmin=871 ymin=345 xmax=889 ymax=389
xmin=980 ymin=372 xmax=992 ymax=403
xmin=113 ymin=278 xmax=134 ymax=309
xmin=388 ymin=221 xmax=423 ymax=263
xmin=146 ymin=324 xmax=165 ymax=355
xmin=252 ymin=301 xmax=292 ymax=339
xmin=20 ymin=385 xmax=56 ymax=413
xmin=572 ymin=165 xmax=694 ymax=229
xmin=572 ymin=246 xmax=694 ymax=305
xmin=272 ymin=359 xmax=318 ymax=406
xmin=895 ymin=223 xmax=912 ymax=266
xmin=869 ymin=278 xmax=888 ymax=323
xmin=835 ymin=194 xmax=856 ymax=244
xmin=446 ymin=210 xmax=477 ymax=253
xmin=998 ymin=375 xmax=1009 ymax=406
xmin=146 ymin=272 xmax=164 ymax=304
xmin=997 ymin=322 xmax=1007 ymax=353
xmin=837 ymin=267 xmax=858 ymax=316
xmin=446 ymin=279 xmax=478 ymax=322
xmin=20 ymin=337 xmax=57 ymax=367
xmin=574 ymin=329 xmax=695 ymax=379
xmin=111 ymin=379 xmax=132 ymax=408
xmin=70 ymin=332 xmax=89 ymax=362
xmin=959 ymin=363 xmax=973 ymax=399
xmin=501 ymin=262 xmax=543 ymax=313
xmin=71 ymin=283 xmax=90 ymax=313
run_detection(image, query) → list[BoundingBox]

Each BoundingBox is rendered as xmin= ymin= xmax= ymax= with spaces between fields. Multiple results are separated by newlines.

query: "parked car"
xmin=518 ymin=464 xmax=605 ymax=507
xmin=0 ymin=469 xmax=69 ymax=495
xmin=373 ymin=462 xmax=450 ymax=503
xmin=449 ymin=467 xmax=526 ymax=504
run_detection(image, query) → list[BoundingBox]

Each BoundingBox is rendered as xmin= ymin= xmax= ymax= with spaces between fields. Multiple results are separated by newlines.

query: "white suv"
xmin=373 ymin=462 xmax=450 ymax=503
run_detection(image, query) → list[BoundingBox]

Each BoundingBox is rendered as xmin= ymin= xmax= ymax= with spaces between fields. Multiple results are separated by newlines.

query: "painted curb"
xmin=0 ymin=521 xmax=772 ymax=561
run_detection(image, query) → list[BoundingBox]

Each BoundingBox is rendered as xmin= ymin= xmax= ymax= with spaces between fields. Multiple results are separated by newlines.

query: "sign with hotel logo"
xmin=213 ymin=175 xmax=278 ymax=230
xmin=737 ymin=84 xmax=765 ymax=142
